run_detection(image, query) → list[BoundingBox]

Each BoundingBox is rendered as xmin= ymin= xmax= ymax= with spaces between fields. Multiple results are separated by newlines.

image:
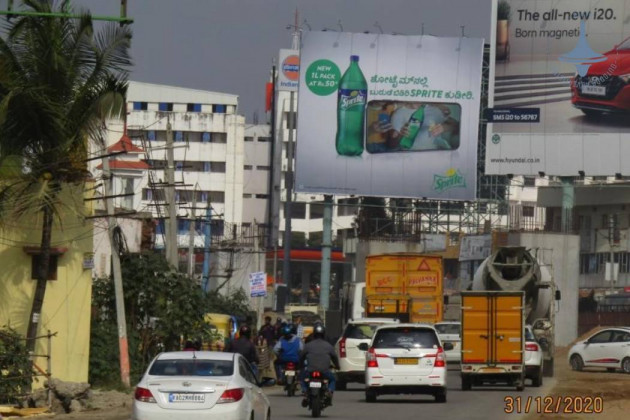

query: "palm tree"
xmin=0 ymin=0 xmax=131 ymax=352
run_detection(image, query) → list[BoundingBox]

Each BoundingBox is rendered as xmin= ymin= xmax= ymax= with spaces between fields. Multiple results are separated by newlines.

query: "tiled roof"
xmin=96 ymin=160 xmax=149 ymax=170
xmin=107 ymin=134 xmax=145 ymax=153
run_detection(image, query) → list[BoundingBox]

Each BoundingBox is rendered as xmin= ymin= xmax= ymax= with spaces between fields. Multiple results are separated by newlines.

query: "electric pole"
xmin=165 ymin=116 xmax=178 ymax=269
xmin=187 ymin=187 xmax=197 ymax=277
xmin=102 ymin=153 xmax=130 ymax=387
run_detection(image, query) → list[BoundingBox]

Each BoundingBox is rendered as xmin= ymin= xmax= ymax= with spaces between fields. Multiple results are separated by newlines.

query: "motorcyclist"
xmin=273 ymin=323 xmax=303 ymax=384
xmin=225 ymin=325 xmax=259 ymax=377
xmin=299 ymin=322 xmax=340 ymax=407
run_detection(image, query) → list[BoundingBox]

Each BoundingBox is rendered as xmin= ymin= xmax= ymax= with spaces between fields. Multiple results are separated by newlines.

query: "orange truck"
xmin=364 ymin=254 xmax=444 ymax=324
xmin=460 ymin=291 xmax=525 ymax=391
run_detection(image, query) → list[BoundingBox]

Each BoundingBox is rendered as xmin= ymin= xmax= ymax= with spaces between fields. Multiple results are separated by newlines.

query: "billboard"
xmin=295 ymin=32 xmax=484 ymax=200
xmin=486 ymin=0 xmax=630 ymax=176
xmin=278 ymin=49 xmax=300 ymax=92
xmin=249 ymin=271 xmax=267 ymax=297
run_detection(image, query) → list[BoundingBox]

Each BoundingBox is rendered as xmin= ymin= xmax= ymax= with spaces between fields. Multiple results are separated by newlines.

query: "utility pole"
xmin=187 ymin=187 xmax=197 ymax=277
xmin=608 ymin=214 xmax=618 ymax=292
xmin=165 ymin=116 xmax=178 ymax=269
xmin=102 ymin=154 xmax=130 ymax=387
xmin=320 ymin=195 xmax=333 ymax=310
xmin=202 ymin=201 xmax=212 ymax=292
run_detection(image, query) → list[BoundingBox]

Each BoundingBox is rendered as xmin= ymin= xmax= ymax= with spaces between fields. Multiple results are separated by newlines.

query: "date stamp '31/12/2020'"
xmin=504 ymin=396 xmax=604 ymax=414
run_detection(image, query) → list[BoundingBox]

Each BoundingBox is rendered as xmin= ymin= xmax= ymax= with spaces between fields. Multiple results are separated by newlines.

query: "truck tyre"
xmin=461 ymin=375 xmax=471 ymax=391
xmin=532 ymin=368 xmax=543 ymax=387
xmin=516 ymin=374 xmax=525 ymax=391
xmin=336 ymin=380 xmax=347 ymax=391
xmin=570 ymin=354 xmax=584 ymax=372
xmin=366 ymin=388 xmax=377 ymax=403
xmin=622 ymin=357 xmax=630 ymax=374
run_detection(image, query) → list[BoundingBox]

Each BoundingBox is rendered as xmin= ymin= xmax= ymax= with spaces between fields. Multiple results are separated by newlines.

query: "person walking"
xmin=225 ymin=325 xmax=259 ymax=377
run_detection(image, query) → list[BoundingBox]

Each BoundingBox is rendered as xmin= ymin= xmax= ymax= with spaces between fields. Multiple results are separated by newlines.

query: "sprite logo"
xmin=340 ymin=90 xmax=366 ymax=110
xmin=492 ymin=134 xmax=501 ymax=144
xmin=433 ymin=168 xmax=466 ymax=193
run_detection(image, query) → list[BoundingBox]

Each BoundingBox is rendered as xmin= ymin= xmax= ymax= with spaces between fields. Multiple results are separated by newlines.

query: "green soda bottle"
xmin=335 ymin=55 xmax=367 ymax=156
xmin=399 ymin=106 xmax=425 ymax=150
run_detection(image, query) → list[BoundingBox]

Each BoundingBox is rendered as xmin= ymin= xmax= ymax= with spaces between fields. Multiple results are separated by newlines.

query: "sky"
xmin=72 ymin=0 xmax=492 ymax=123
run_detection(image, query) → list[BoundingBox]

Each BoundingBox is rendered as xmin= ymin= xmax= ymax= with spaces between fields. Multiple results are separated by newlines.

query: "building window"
xmin=256 ymin=165 xmax=270 ymax=170
xmin=209 ymin=191 xmax=225 ymax=204
xmin=203 ymin=162 xmax=211 ymax=172
xmin=210 ymin=132 xmax=227 ymax=143
xmin=523 ymin=177 xmax=536 ymax=187
xmin=243 ymin=194 xmax=253 ymax=198
xmin=202 ymin=132 xmax=211 ymax=143
xmin=213 ymin=104 xmax=226 ymax=113
xmin=244 ymin=165 xmax=253 ymax=170
xmin=187 ymin=103 xmax=202 ymax=112
xmin=133 ymin=102 xmax=148 ymax=111
xmin=211 ymin=162 xmax=226 ymax=173
xmin=310 ymin=202 xmax=324 ymax=219
xmin=337 ymin=198 xmax=359 ymax=216
xmin=292 ymin=202 xmax=306 ymax=219
xmin=175 ymin=161 xmax=184 ymax=171
xmin=522 ymin=206 xmax=535 ymax=217
xmin=147 ymin=130 xmax=156 ymax=141
xmin=31 ymin=255 xmax=59 ymax=280
xmin=142 ymin=188 xmax=152 ymax=201
xmin=158 ymin=102 xmax=173 ymax=112
xmin=255 ymin=194 xmax=269 ymax=199
xmin=245 ymin=136 xmax=254 ymax=142
xmin=174 ymin=131 xmax=184 ymax=142
xmin=123 ymin=178 xmax=134 ymax=209
xmin=258 ymin=137 xmax=270 ymax=142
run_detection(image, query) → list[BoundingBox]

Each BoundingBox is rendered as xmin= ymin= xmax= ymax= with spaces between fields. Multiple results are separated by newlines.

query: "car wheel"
xmin=570 ymin=354 xmax=584 ymax=372
xmin=366 ymin=388 xmax=377 ymax=403
xmin=622 ymin=357 xmax=630 ymax=374
xmin=607 ymin=368 xmax=616 ymax=373
xmin=435 ymin=391 xmax=447 ymax=403
xmin=336 ymin=380 xmax=347 ymax=391
xmin=461 ymin=375 xmax=471 ymax=391
xmin=532 ymin=368 xmax=543 ymax=387
xmin=266 ymin=409 xmax=271 ymax=420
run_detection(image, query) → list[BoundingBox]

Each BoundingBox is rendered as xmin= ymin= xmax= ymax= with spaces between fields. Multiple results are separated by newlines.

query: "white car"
xmin=434 ymin=321 xmax=461 ymax=363
xmin=524 ymin=325 xmax=544 ymax=387
xmin=361 ymin=324 xmax=453 ymax=403
xmin=568 ymin=327 xmax=630 ymax=374
xmin=335 ymin=318 xmax=399 ymax=390
xmin=132 ymin=351 xmax=272 ymax=420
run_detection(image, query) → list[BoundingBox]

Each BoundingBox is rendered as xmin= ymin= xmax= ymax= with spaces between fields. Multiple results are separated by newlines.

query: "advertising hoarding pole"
xmin=320 ymin=195 xmax=333 ymax=310
xmin=282 ymin=91 xmax=295 ymax=288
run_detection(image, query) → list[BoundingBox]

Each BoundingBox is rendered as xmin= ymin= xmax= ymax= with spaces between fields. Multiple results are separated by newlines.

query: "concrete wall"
xmin=0 ymin=186 xmax=93 ymax=385
xmin=508 ymin=232 xmax=580 ymax=347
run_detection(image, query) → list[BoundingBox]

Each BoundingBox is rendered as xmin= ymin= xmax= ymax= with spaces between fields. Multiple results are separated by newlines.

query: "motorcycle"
xmin=283 ymin=361 xmax=298 ymax=397
xmin=304 ymin=370 xmax=331 ymax=418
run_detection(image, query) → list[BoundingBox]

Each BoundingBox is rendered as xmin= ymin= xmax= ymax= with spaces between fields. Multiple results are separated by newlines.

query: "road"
xmin=266 ymin=368 xmax=556 ymax=420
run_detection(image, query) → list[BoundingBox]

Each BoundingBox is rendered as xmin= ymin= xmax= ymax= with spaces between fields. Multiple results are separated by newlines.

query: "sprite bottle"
xmin=399 ymin=105 xmax=425 ymax=150
xmin=335 ymin=55 xmax=367 ymax=156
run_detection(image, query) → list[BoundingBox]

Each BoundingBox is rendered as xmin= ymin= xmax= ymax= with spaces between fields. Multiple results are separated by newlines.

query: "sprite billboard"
xmin=295 ymin=32 xmax=484 ymax=200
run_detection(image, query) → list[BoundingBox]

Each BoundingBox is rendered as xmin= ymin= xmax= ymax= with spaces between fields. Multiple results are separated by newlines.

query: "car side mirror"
xmin=358 ymin=343 xmax=369 ymax=352
xmin=443 ymin=342 xmax=454 ymax=351
xmin=259 ymin=377 xmax=276 ymax=387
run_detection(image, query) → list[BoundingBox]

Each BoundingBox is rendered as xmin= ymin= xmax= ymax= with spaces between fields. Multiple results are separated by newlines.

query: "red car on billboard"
xmin=571 ymin=36 xmax=630 ymax=117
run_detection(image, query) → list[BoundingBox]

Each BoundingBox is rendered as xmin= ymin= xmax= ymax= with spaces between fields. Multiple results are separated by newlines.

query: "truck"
xmin=460 ymin=291 xmax=526 ymax=391
xmin=471 ymin=246 xmax=561 ymax=376
xmin=364 ymin=254 xmax=445 ymax=324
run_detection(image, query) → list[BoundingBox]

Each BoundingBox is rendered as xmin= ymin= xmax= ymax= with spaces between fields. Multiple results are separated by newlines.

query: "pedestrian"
xmin=259 ymin=316 xmax=276 ymax=347
xmin=255 ymin=335 xmax=272 ymax=381
xmin=225 ymin=325 xmax=259 ymax=377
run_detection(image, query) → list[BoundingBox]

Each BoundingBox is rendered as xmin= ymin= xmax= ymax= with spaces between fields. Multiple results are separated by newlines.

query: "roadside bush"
xmin=0 ymin=326 xmax=33 ymax=404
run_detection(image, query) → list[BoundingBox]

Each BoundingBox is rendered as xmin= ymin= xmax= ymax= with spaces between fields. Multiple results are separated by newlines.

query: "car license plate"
xmin=285 ymin=370 xmax=295 ymax=376
xmin=309 ymin=382 xmax=322 ymax=388
xmin=581 ymin=85 xmax=606 ymax=96
xmin=169 ymin=393 xmax=205 ymax=403
xmin=395 ymin=358 xmax=418 ymax=365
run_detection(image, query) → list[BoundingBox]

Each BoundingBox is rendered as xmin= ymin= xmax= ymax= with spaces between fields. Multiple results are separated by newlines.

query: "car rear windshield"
xmin=434 ymin=323 xmax=461 ymax=335
xmin=149 ymin=359 xmax=234 ymax=377
xmin=343 ymin=324 xmax=378 ymax=339
xmin=525 ymin=328 xmax=535 ymax=341
xmin=372 ymin=328 xmax=439 ymax=349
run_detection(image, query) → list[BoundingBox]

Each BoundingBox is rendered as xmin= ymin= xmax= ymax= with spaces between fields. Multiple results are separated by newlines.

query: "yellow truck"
xmin=365 ymin=254 xmax=444 ymax=324
xmin=460 ymin=291 xmax=525 ymax=391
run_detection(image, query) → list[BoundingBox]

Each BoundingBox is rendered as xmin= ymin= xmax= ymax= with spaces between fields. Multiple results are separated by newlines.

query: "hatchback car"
xmin=434 ymin=321 xmax=461 ymax=363
xmin=360 ymin=324 xmax=453 ymax=403
xmin=524 ymin=325 xmax=544 ymax=387
xmin=335 ymin=318 xmax=399 ymax=390
xmin=568 ymin=327 xmax=630 ymax=374
xmin=132 ymin=351 xmax=272 ymax=420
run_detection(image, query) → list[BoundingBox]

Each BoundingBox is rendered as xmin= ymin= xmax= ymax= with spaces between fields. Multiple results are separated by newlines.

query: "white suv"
xmin=335 ymin=318 xmax=399 ymax=390
xmin=524 ymin=325 xmax=544 ymax=387
xmin=360 ymin=324 xmax=453 ymax=403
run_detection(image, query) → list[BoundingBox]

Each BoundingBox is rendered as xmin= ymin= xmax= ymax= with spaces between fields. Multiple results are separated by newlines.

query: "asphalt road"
xmin=266 ymin=368 xmax=556 ymax=420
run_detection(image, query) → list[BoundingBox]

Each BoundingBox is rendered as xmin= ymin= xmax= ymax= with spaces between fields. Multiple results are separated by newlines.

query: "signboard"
xmin=278 ymin=49 xmax=299 ymax=92
xmin=249 ymin=271 xmax=267 ymax=297
xmin=422 ymin=233 xmax=447 ymax=252
xmin=295 ymin=32 xmax=484 ymax=200
xmin=486 ymin=0 xmax=630 ymax=176
xmin=459 ymin=234 xmax=492 ymax=261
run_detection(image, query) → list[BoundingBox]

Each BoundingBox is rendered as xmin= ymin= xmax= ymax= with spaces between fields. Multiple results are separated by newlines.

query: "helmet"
xmin=313 ymin=322 xmax=325 ymax=339
xmin=239 ymin=325 xmax=251 ymax=338
xmin=281 ymin=324 xmax=293 ymax=337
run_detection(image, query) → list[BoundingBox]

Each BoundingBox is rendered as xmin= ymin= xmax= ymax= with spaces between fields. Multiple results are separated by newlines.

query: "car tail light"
xmin=217 ymin=388 xmax=244 ymax=404
xmin=525 ymin=343 xmax=539 ymax=352
xmin=366 ymin=347 xmax=378 ymax=368
xmin=339 ymin=337 xmax=347 ymax=358
xmin=434 ymin=347 xmax=446 ymax=368
xmin=134 ymin=387 xmax=156 ymax=403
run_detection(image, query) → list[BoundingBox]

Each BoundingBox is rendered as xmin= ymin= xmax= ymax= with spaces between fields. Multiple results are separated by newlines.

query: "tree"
xmin=0 ymin=0 xmax=131 ymax=352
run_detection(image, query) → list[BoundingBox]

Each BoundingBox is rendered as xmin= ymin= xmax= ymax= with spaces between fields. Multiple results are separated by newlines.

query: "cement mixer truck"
xmin=460 ymin=247 xmax=560 ymax=389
